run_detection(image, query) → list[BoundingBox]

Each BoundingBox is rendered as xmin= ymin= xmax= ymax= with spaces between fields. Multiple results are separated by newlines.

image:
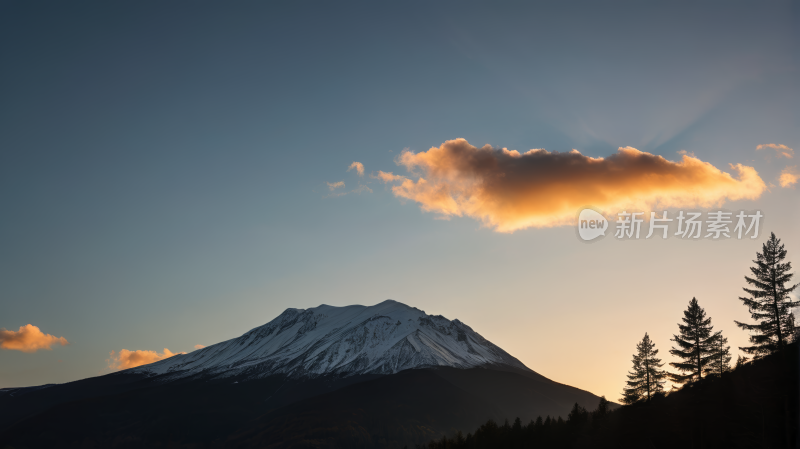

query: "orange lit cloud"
xmin=756 ymin=143 xmax=794 ymax=159
xmin=372 ymin=171 xmax=407 ymax=182
xmin=107 ymin=348 xmax=182 ymax=370
xmin=389 ymin=138 xmax=766 ymax=233
xmin=779 ymin=166 xmax=799 ymax=188
xmin=0 ymin=324 xmax=68 ymax=353
xmin=194 ymin=344 xmax=205 ymax=350
xmin=327 ymin=181 xmax=345 ymax=191
xmin=347 ymin=161 xmax=365 ymax=176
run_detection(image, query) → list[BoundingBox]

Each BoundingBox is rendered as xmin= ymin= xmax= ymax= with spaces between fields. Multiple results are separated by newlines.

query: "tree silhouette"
xmin=621 ymin=333 xmax=666 ymax=404
xmin=735 ymin=354 xmax=749 ymax=368
xmin=735 ymin=232 xmax=799 ymax=357
xmin=428 ymin=343 xmax=798 ymax=449
xmin=669 ymin=297 xmax=722 ymax=384
xmin=706 ymin=334 xmax=732 ymax=376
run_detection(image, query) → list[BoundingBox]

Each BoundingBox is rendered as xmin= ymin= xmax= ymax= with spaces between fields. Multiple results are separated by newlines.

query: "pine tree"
xmin=621 ymin=333 xmax=667 ymax=404
xmin=594 ymin=396 xmax=610 ymax=427
xmin=669 ymin=297 xmax=722 ymax=384
xmin=567 ymin=403 xmax=589 ymax=429
xmin=735 ymin=354 xmax=749 ymax=368
xmin=707 ymin=334 xmax=732 ymax=376
xmin=735 ymin=232 xmax=799 ymax=357
xmin=596 ymin=396 xmax=610 ymax=415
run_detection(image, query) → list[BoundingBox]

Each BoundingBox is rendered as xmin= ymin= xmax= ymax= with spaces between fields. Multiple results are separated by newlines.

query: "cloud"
xmin=390 ymin=138 xmax=766 ymax=233
xmin=347 ymin=162 xmax=365 ymax=176
xmin=327 ymin=181 xmax=345 ymax=191
xmin=779 ymin=166 xmax=799 ymax=187
xmin=107 ymin=348 xmax=182 ymax=370
xmin=0 ymin=324 xmax=68 ymax=353
xmin=323 ymin=162 xmax=373 ymax=198
xmin=372 ymin=170 xmax=407 ymax=183
xmin=324 ymin=182 xmax=372 ymax=198
xmin=194 ymin=344 xmax=205 ymax=350
xmin=756 ymin=143 xmax=794 ymax=159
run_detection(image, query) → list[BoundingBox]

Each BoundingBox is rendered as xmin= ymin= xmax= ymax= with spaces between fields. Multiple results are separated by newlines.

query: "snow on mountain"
xmin=131 ymin=300 xmax=529 ymax=380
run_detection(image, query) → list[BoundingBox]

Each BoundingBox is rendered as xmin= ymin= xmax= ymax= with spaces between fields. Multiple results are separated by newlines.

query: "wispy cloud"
xmin=347 ymin=162 xmax=365 ymax=176
xmin=194 ymin=344 xmax=205 ymax=350
xmin=325 ymin=163 xmax=373 ymax=198
xmin=0 ymin=324 xmax=68 ymax=353
xmin=107 ymin=348 xmax=182 ymax=370
xmin=372 ymin=170 xmax=407 ymax=183
xmin=388 ymin=138 xmax=766 ymax=233
xmin=327 ymin=181 xmax=345 ymax=191
xmin=756 ymin=143 xmax=794 ymax=159
xmin=779 ymin=166 xmax=798 ymax=187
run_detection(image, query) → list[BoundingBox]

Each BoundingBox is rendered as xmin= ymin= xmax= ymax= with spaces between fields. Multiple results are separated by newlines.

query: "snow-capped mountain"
xmin=132 ymin=300 xmax=529 ymax=380
xmin=3 ymin=299 xmax=610 ymax=448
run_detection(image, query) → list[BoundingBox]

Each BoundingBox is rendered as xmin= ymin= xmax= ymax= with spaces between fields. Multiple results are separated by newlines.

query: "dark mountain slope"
xmin=231 ymin=366 xmax=610 ymax=448
xmin=433 ymin=366 xmax=609 ymax=423
xmin=0 ymin=371 xmax=147 ymax=433
xmin=0 ymin=371 xmax=382 ymax=448
xmin=0 ymin=366 xmax=607 ymax=449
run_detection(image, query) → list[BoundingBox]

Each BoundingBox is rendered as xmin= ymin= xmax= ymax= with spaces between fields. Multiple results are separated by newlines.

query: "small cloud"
xmin=372 ymin=171 xmax=407 ymax=183
xmin=324 ymin=182 xmax=373 ymax=198
xmin=779 ymin=166 xmax=799 ymax=187
xmin=107 ymin=348 xmax=182 ymax=370
xmin=327 ymin=181 xmax=345 ymax=191
xmin=757 ymin=143 xmax=794 ymax=159
xmin=194 ymin=344 xmax=205 ymax=350
xmin=0 ymin=324 xmax=68 ymax=353
xmin=677 ymin=149 xmax=696 ymax=158
xmin=347 ymin=162 xmax=365 ymax=176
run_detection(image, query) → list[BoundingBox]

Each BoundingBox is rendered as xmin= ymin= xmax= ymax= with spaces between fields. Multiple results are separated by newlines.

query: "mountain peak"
xmin=132 ymin=301 xmax=528 ymax=380
xmin=374 ymin=298 xmax=416 ymax=308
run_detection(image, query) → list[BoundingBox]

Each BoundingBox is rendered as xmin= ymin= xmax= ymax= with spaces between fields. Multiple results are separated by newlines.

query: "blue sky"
xmin=1 ymin=1 xmax=798 ymax=398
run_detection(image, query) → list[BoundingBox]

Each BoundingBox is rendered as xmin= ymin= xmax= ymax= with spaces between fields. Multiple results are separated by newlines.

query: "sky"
xmin=1 ymin=1 xmax=798 ymax=400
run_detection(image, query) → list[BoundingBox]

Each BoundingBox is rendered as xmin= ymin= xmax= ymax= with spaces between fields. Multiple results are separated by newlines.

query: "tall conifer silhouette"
xmin=735 ymin=232 xmax=799 ymax=357
xmin=669 ymin=297 xmax=721 ymax=384
xmin=621 ymin=333 xmax=666 ymax=404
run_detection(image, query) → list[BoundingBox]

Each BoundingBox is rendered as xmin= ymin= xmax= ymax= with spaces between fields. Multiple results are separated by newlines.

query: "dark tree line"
xmin=621 ymin=296 xmax=735 ymax=404
xmin=624 ymin=232 xmax=797 ymax=402
xmin=422 ymin=397 xmax=614 ymax=449
xmin=425 ymin=232 xmax=799 ymax=448
xmin=423 ymin=343 xmax=797 ymax=448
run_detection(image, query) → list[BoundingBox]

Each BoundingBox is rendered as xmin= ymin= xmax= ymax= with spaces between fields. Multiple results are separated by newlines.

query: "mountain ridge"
xmin=132 ymin=299 xmax=531 ymax=380
xmin=0 ymin=300 xmax=614 ymax=448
